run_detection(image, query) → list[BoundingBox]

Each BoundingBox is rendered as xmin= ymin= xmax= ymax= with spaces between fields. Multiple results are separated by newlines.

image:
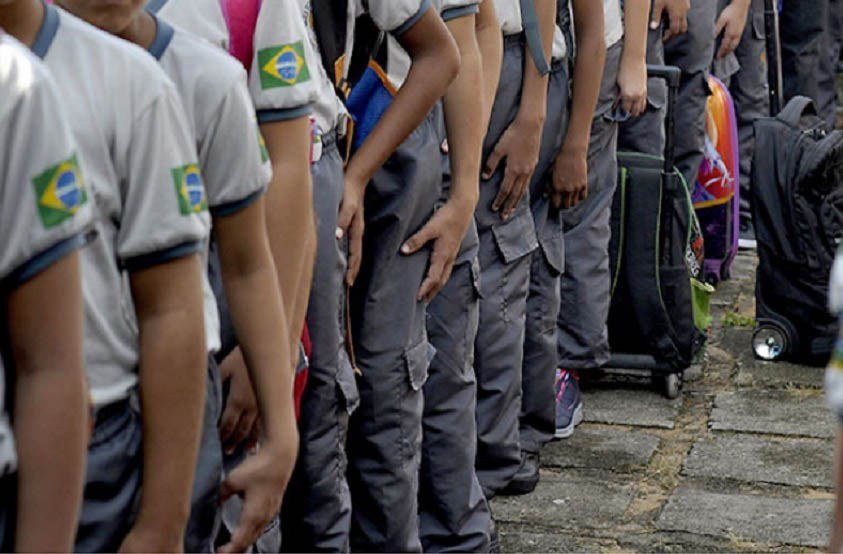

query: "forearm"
xmin=476 ymin=0 xmax=503 ymax=130
xmin=621 ymin=0 xmax=649 ymax=69
xmin=346 ymin=10 xmax=459 ymax=187
xmin=517 ymin=0 xmax=556 ymax=124
xmin=262 ymin=116 xmax=316 ymax=353
xmin=444 ymin=16 xmax=484 ymax=208
xmin=11 ymin=254 xmax=88 ymax=552
xmin=133 ymin=258 xmax=206 ymax=539
xmin=563 ymin=0 xmax=605 ymax=154
xmin=219 ymin=238 xmax=296 ymax=445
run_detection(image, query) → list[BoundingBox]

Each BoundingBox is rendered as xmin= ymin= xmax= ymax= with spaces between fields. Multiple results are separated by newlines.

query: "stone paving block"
xmin=724 ymin=329 xmax=825 ymax=389
xmin=542 ymin=427 xmax=660 ymax=471
xmin=684 ymin=434 xmax=832 ymax=488
xmin=710 ymin=390 xmax=836 ymax=438
xmin=491 ymin=472 xmax=633 ymax=530
xmin=657 ymin=487 xmax=832 ymax=548
xmin=498 ymin=531 xmax=595 ymax=553
xmin=581 ymin=388 xmax=681 ymax=429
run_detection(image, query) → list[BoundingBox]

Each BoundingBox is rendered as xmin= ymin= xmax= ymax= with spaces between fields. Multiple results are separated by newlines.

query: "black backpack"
xmin=751 ymin=96 xmax=843 ymax=364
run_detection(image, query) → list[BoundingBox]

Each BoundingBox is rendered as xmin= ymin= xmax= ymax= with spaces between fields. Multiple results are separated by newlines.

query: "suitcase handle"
xmin=646 ymin=64 xmax=681 ymax=175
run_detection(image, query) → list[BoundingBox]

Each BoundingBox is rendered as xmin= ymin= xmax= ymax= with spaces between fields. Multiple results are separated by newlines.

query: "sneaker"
xmin=554 ymin=369 xmax=583 ymax=439
xmin=498 ymin=451 xmax=540 ymax=496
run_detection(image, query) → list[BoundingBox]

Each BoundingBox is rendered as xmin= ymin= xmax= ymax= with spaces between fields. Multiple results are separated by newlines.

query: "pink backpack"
xmin=220 ymin=0 xmax=261 ymax=69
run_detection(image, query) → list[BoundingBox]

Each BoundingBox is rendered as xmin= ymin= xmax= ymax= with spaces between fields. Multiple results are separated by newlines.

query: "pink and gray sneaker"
xmin=554 ymin=369 xmax=583 ymax=439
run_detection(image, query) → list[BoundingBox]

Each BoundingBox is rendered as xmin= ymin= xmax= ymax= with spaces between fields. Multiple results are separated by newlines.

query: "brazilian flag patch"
xmin=172 ymin=163 xmax=207 ymax=215
xmin=258 ymin=41 xmax=310 ymax=90
xmin=32 ymin=154 xmax=87 ymax=229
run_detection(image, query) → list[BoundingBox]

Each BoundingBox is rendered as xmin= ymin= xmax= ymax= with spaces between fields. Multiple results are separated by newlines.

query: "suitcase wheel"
xmin=752 ymin=323 xmax=789 ymax=361
xmin=654 ymin=372 xmax=682 ymax=399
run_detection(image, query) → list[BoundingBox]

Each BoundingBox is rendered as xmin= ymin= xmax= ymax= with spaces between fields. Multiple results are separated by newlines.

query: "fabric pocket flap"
xmin=491 ymin=208 xmax=539 ymax=264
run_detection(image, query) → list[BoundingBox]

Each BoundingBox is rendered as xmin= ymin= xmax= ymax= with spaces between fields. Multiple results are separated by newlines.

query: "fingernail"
xmin=650 ymin=21 xmax=658 ymax=29
xmin=401 ymin=244 xmax=411 ymax=254
xmin=336 ymin=228 xmax=344 ymax=240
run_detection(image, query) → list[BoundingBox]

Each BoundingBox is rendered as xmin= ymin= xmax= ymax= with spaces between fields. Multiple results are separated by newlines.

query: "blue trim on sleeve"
xmin=147 ymin=14 xmax=175 ymax=61
xmin=441 ymin=3 xmax=480 ymax=22
xmin=145 ymin=0 xmax=169 ymax=14
xmin=256 ymin=105 xmax=312 ymax=124
xmin=32 ymin=2 xmax=60 ymax=60
xmin=209 ymin=187 xmax=266 ymax=218
xmin=6 ymin=233 xmax=90 ymax=288
xmin=121 ymin=240 xmax=203 ymax=272
xmin=393 ymin=0 xmax=432 ymax=36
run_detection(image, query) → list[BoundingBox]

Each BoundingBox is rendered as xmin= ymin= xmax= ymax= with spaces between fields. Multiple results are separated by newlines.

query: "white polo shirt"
xmin=0 ymin=34 xmax=94 ymax=476
xmin=150 ymin=0 xmax=230 ymax=50
xmin=604 ymin=0 xmax=623 ymax=48
xmin=494 ymin=0 xmax=567 ymax=61
xmin=32 ymin=5 xmax=209 ymax=407
xmin=148 ymin=16 xmax=272 ymax=354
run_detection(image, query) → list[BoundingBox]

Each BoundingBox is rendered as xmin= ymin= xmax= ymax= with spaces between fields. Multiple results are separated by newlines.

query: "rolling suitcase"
xmin=750 ymin=96 xmax=843 ymax=364
xmin=693 ymin=75 xmax=741 ymax=284
xmin=606 ymin=65 xmax=699 ymax=398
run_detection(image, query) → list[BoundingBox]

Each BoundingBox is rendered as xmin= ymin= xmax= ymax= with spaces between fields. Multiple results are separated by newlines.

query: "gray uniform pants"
xmin=780 ymin=0 xmax=830 ymax=110
xmin=281 ymin=139 xmax=358 ymax=553
xmin=618 ymin=19 xmax=667 ymax=156
xmin=347 ymin=108 xmax=442 ymax=553
xmin=474 ymin=35 xmax=539 ymax=496
xmin=818 ymin=0 xmax=842 ymax=127
xmin=715 ymin=0 xmax=769 ymax=222
xmin=419 ymin=113 xmax=489 ymax=553
xmin=186 ymin=358 xmax=224 ymax=553
xmin=420 ymin=257 xmax=490 ymax=553
xmin=75 ymin=400 xmax=142 ymax=553
xmin=519 ymin=61 xmax=569 ymax=455
xmin=557 ymin=41 xmax=622 ymax=372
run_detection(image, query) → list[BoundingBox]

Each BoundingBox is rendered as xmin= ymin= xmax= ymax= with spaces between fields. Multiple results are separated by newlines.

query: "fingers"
xmin=217 ymin=499 xmax=267 ymax=554
xmin=502 ymin=174 xmax=529 ymax=218
xmin=650 ymin=0 xmax=665 ymax=30
xmin=492 ymin=167 xmax=516 ymax=215
xmin=714 ymin=12 xmax=727 ymax=37
xmin=716 ymin=32 xmax=740 ymax=59
xmin=633 ymin=95 xmax=647 ymax=118
xmin=417 ymin=247 xmax=450 ymax=302
xmin=345 ymin=207 xmax=364 ymax=286
xmin=225 ymin=411 xmax=257 ymax=455
xmin=621 ymin=96 xmax=635 ymax=118
xmin=336 ymin=200 xmax=355 ymax=240
xmin=401 ymin=224 xmax=435 ymax=256
xmin=482 ymin=145 xmax=504 ymax=180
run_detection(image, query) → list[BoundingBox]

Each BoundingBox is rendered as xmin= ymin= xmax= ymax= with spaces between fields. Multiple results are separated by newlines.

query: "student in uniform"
xmin=472 ymin=0 xmax=555 ymax=500
xmin=555 ymin=0 xmax=648 ymax=438
xmin=511 ymin=0 xmax=608 ymax=491
xmin=1 ymin=1 xmax=211 ymax=551
xmin=90 ymin=3 xmax=306 ymax=551
xmin=317 ymin=2 xmax=460 ymax=550
xmin=400 ymin=0 xmax=496 ymax=550
xmin=0 ymin=33 xmax=90 ymax=553
xmin=650 ymin=0 xmax=717 ymax=192
xmin=712 ymin=0 xmax=767 ymax=245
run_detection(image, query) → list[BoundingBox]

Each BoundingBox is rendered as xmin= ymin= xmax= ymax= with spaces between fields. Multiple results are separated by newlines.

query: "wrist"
xmin=446 ymin=189 xmax=479 ymax=214
xmin=515 ymin=104 xmax=547 ymax=128
xmin=133 ymin=508 xmax=189 ymax=541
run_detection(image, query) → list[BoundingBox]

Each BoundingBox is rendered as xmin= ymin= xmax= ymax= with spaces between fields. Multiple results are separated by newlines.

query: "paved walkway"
xmin=495 ymin=251 xmax=836 ymax=552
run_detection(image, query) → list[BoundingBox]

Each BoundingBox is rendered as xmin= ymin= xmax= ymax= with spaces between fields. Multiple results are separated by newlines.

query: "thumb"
xmin=336 ymin=202 xmax=355 ymax=239
xmin=650 ymin=0 xmax=664 ymax=29
xmin=219 ymin=473 xmax=242 ymax=504
xmin=483 ymin=147 xmax=504 ymax=180
xmin=401 ymin=224 xmax=434 ymax=255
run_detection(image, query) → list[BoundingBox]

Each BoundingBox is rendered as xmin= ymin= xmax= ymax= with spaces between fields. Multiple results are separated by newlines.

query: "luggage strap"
xmin=519 ymin=0 xmax=550 ymax=76
xmin=778 ymin=96 xmax=817 ymax=127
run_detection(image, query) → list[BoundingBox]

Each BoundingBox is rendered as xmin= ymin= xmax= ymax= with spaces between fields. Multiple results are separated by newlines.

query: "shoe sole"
xmin=738 ymin=238 xmax=757 ymax=250
xmin=554 ymin=403 xmax=584 ymax=439
xmin=497 ymin=473 xmax=540 ymax=496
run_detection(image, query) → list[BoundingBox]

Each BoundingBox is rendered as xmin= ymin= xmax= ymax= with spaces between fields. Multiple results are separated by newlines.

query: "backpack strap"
xmin=223 ymin=0 xmax=262 ymax=70
xmin=777 ymin=95 xmax=817 ymax=127
xmin=519 ymin=0 xmax=551 ymax=76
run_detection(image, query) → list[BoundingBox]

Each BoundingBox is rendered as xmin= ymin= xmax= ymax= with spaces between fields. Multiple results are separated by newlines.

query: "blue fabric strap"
xmin=519 ymin=0 xmax=550 ymax=76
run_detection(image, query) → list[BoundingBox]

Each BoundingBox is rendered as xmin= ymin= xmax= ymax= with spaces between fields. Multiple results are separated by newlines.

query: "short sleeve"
xmin=364 ymin=0 xmax=431 ymax=35
xmin=249 ymin=0 xmax=318 ymax=124
xmin=439 ymin=0 xmax=479 ymax=21
xmin=115 ymin=84 xmax=208 ymax=272
xmin=0 ymin=53 xmax=92 ymax=288
xmin=201 ymin=74 xmax=270 ymax=217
